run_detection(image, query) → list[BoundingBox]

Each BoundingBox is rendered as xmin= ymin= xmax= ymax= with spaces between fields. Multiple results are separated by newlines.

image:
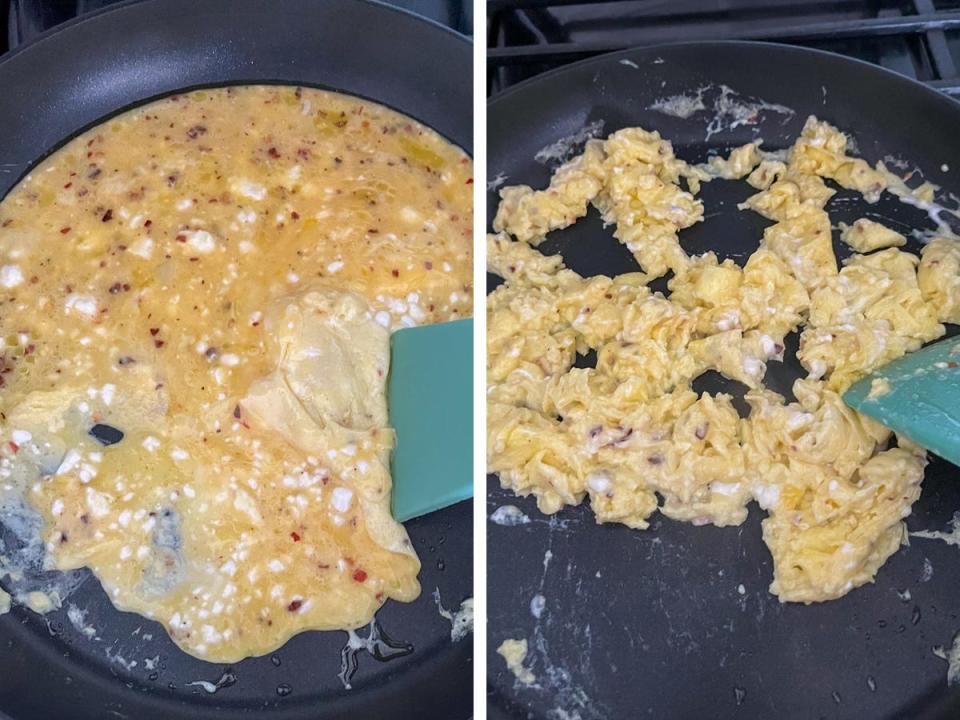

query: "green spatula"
xmin=844 ymin=336 xmax=960 ymax=467
xmin=388 ymin=318 xmax=473 ymax=521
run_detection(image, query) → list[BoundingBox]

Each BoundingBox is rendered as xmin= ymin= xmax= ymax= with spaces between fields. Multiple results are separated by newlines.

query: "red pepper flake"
xmin=362 ymin=120 xmax=370 ymax=129
xmin=352 ymin=569 xmax=368 ymax=583
xmin=291 ymin=211 xmax=300 ymax=220
xmin=149 ymin=327 xmax=160 ymax=336
xmin=290 ymin=531 xmax=301 ymax=542
xmin=8 ymin=441 xmax=19 ymax=453
xmin=63 ymin=182 xmax=72 ymax=189
xmin=267 ymin=146 xmax=281 ymax=159
xmin=101 ymin=209 xmax=113 ymax=222
xmin=391 ymin=269 xmax=399 ymax=278
xmin=175 ymin=234 xmax=187 ymax=243
xmin=60 ymin=227 xmax=71 ymax=234
xmin=465 ymin=178 xmax=473 ymax=184
xmin=144 ymin=219 xmax=153 ymax=228
xmin=154 ymin=339 xmax=165 ymax=348
xmin=287 ymin=599 xmax=302 ymax=612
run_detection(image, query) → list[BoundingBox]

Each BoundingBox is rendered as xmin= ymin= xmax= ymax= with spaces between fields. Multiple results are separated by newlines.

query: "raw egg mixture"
xmin=488 ymin=117 xmax=959 ymax=603
xmin=0 ymin=86 xmax=472 ymax=661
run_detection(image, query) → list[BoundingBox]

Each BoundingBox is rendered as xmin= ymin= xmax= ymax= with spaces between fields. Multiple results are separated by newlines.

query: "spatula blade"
xmin=388 ymin=319 xmax=473 ymax=522
xmin=843 ymin=336 xmax=960 ymax=467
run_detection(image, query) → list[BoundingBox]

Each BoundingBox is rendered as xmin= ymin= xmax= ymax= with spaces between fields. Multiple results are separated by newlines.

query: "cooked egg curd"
xmin=489 ymin=116 xmax=954 ymax=603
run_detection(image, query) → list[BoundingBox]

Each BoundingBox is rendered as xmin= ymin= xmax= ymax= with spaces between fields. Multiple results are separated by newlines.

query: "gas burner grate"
xmin=488 ymin=0 xmax=960 ymax=96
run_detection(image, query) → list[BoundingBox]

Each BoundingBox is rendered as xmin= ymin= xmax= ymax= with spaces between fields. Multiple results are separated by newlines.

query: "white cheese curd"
xmin=0 ymin=265 xmax=24 ymax=288
xmin=64 ymin=294 xmax=98 ymax=317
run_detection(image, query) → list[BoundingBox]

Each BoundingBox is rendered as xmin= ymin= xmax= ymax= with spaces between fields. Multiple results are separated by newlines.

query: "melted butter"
xmin=0 ymin=85 xmax=472 ymax=661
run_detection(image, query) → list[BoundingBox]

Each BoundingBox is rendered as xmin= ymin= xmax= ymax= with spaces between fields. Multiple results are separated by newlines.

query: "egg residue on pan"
xmin=488 ymin=116 xmax=958 ymax=603
xmin=0 ymin=85 xmax=472 ymax=661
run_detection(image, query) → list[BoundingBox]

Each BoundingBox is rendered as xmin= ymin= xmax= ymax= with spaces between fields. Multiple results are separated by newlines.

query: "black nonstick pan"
xmin=487 ymin=42 xmax=960 ymax=720
xmin=0 ymin=1 xmax=472 ymax=718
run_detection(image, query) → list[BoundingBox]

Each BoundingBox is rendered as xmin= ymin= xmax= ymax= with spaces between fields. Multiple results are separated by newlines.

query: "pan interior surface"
xmin=487 ymin=42 xmax=960 ymax=720
xmin=0 ymin=2 xmax=472 ymax=719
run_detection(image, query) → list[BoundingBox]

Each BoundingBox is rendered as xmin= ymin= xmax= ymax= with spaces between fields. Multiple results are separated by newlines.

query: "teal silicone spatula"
xmin=388 ymin=318 xmax=473 ymax=521
xmin=844 ymin=336 xmax=960 ymax=467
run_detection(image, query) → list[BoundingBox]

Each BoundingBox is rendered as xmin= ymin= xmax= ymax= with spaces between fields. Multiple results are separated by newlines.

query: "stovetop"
xmin=488 ymin=0 xmax=960 ymax=96
xmin=2 ymin=0 xmax=471 ymax=53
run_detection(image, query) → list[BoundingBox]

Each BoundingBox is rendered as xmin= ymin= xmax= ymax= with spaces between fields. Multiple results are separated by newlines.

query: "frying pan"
xmin=0 ymin=1 xmax=472 ymax=718
xmin=487 ymin=42 xmax=960 ymax=720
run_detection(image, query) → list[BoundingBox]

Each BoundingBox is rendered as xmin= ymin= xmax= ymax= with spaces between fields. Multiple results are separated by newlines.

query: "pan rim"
xmin=487 ymin=39 xmax=960 ymax=116
xmin=0 ymin=0 xmax=471 ymax=69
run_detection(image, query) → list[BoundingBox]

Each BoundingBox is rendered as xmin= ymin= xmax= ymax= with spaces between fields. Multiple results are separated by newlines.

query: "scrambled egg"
xmin=0 ymin=86 xmax=472 ymax=660
xmin=919 ymin=237 xmax=960 ymax=323
xmin=489 ymin=116 xmax=955 ymax=603
xmin=840 ymin=218 xmax=906 ymax=253
xmin=497 ymin=637 xmax=536 ymax=685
